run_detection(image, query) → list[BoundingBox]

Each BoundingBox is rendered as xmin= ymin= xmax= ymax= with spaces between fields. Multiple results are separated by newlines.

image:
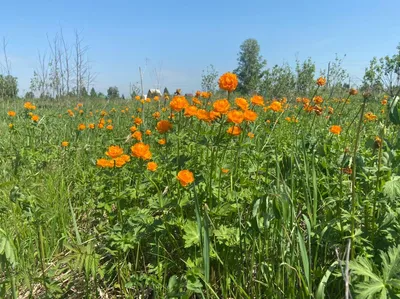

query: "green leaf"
xmin=213 ymin=225 xmax=239 ymax=247
xmin=297 ymin=229 xmax=310 ymax=289
xmin=383 ymin=176 xmax=400 ymax=200
xmin=183 ymin=221 xmax=200 ymax=248
xmin=167 ymin=275 xmax=180 ymax=296
xmin=186 ymin=275 xmax=203 ymax=294
xmin=315 ymin=261 xmax=338 ymax=299
xmin=381 ymin=245 xmax=400 ymax=281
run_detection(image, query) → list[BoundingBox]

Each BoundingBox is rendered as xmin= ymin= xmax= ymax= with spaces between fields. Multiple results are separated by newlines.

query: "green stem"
xmin=37 ymin=224 xmax=48 ymax=297
xmin=350 ymin=95 xmax=368 ymax=259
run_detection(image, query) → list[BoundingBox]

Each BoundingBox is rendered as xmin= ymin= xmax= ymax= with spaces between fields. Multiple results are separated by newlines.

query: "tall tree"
xmin=295 ymin=57 xmax=316 ymax=95
xmin=362 ymin=44 xmax=400 ymax=96
xmin=107 ymin=86 xmax=119 ymax=99
xmin=201 ymin=64 xmax=219 ymax=92
xmin=90 ymin=87 xmax=97 ymax=98
xmin=234 ymin=39 xmax=266 ymax=94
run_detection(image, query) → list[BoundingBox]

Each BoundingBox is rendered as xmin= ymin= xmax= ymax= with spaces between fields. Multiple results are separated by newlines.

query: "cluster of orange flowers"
xmin=24 ymin=102 xmax=36 ymax=110
xmin=97 ymin=145 xmax=131 ymax=168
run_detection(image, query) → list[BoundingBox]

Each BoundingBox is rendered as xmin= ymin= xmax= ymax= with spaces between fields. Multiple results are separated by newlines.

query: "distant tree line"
xmin=1 ymin=36 xmax=400 ymax=100
xmin=28 ymin=28 xmax=97 ymax=99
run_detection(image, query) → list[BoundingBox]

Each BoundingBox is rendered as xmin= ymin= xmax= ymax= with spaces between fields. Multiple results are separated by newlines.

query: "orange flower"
xmin=131 ymin=142 xmax=152 ymax=160
xmin=153 ymin=111 xmax=161 ymax=119
xmin=101 ymin=110 xmax=107 ymax=116
xmin=130 ymin=125 xmax=137 ymax=133
xmin=364 ymin=112 xmax=377 ymax=121
xmin=156 ymin=120 xmax=172 ymax=133
xmin=196 ymin=109 xmax=210 ymax=122
xmin=195 ymin=90 xmax=201 ymax=97
xmin=226 ymin=125 xmax=241 ymax=136
xmin=329 ymin=125 xmax=342 ymax=135
xmin=328 ymin=107 xmax=334 ymax=114
xmin=61 ymin=141 xmax=69 ymax=147
xmin=107 ymin=119 xmax=112 ymax=124
xmin=227 ymin=110 xmax=244 ymax=124
xmin=170 ymin=96 xmax=189 ymax=111
xmin=184 ymin=105 xmax=198 ymax=117
xmin=313 ymin=105 xmax=323 ymax=116
xmin=89 ymin=123 xmax=95 ymax=129
xmin=147 ymin=161 xmax=158 ymax=171
xmin=24 ymin=102 xmax=36 ymax=110
xmin=302 ymin=98 xmax=310 ymax=105
xmin=78 ymin=123 xmax=86 ymax=130
xmin=31 ymin=115 xmax=40 ymax=122
xmin=154 ymin=96 xmax=159 ymax=101
xmin=313 ymin=96 xmax=323 ymax=104
xmin=200 ymin=91 xmax=212 ymax=98
xmin=251 ymin=95 xmax=264 ymax=106
xmin=243 ymin=109 xmax=257 ymax=122
xmin=218 ymin=72 xmax=238 ymax=92
xmin=374 ymin=136 xmax=382 ymax=148
xmin=145 ymin=129 xmax=152 ymax=136
xmin=106 ymin=125 xmax=113 ymax=130
xmin=7 ymin=111 xmax=16 ymax=117
xmin=158 ymin=138 xmax=166 ymax=145
xmin=268 ymin=100 xmax=282 ymax=112
xmin=132 ymin=131 xmax=142 ymax=141
xmin=113 ymin=155 xmax=130 ymax=167
xmin=209 ymin=111 xmax=221 ymax=121
xmin=106 ymin=146 xmax=124 ymax=159
xmin=177 ymin=170 xmax=194 ymax=187
xmin=192 ymin=97 xmax=202 ymax=106
xmin=98 ymin=123 xmax=104 ymax=129
xmin=213 ymin=99 xmax=230 ymax=114
xmin=247 ymin=132 xmax=255 ymax=139
xmin=134 ymin=117 xmax=143 ymax=125
xmin=235 ymin=98 xmax=249 ymax=111
xmin=285 ymin=117 xmax=291 ymax=122
xmin=135 ymin=95 xmax=141 ymax=100
xmin=77 ymin=103 xmax=83 ymax=107
xmin=96 ymin=158 xmax=114 ymax=168
xmin=316 ymin=77 xmax=326 ymax=86
xmin=381 ymin=99 xmax=387 ymax=105
xmin=349 ymin=88 xmax=358 ymax=96
xmin=221 ymin=168 xmax=229 ymax=174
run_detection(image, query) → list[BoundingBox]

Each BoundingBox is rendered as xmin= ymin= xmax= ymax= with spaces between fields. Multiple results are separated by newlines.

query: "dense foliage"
xmin=1 ymin=73 xmax=400 ymax=298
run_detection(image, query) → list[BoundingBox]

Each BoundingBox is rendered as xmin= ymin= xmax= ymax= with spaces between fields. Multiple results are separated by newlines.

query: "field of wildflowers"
xmin=1 ymin=73 xmax=400 ymax=298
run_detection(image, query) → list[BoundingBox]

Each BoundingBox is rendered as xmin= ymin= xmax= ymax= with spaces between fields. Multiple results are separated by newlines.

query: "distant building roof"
xmin=148 ymin=89 xmax=162 ymax=94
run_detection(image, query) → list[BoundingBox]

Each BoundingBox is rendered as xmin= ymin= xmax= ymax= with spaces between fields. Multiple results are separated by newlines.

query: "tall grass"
xmin=0 ymin=84 xmax=399 ymax=298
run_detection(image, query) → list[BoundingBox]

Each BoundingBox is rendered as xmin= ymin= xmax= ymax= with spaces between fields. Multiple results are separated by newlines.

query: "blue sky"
xmin=1 ymin=0 xmax=400 ymax=96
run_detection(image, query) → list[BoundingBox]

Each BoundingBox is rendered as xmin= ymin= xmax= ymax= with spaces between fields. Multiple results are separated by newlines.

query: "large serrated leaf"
xmin=383 ymin=176 xmax=400 ymax=200
xmin=183 ymin=221 xmax=200 ymax=248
